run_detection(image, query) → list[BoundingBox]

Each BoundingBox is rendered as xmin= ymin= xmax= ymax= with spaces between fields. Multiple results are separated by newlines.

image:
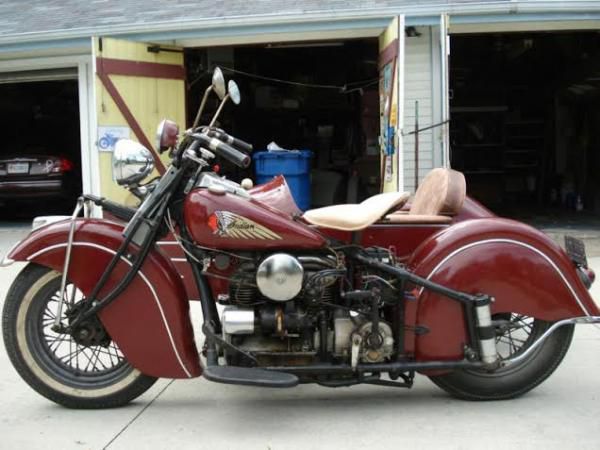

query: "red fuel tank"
xmin=184 ymin=188 xmax=327 ymax=250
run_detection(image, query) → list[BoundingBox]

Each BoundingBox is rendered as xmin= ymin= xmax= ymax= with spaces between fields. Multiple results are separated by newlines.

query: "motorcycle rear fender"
xmin=408 ymin=218 xmax=599 ymax=361
xmin=7 ymin=218 xmax=201 ymax=379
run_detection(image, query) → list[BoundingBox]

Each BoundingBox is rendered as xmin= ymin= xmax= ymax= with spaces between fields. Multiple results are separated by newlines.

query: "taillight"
xmin=59 ymin=158 xmax=74 ymax=172
xmin=577 ymin=267 xmax=595 ymax=289
xmin=49 ymin=158 xmax=74 ymax=173
xmin=156 ymin=119 xmax=179 ymax=153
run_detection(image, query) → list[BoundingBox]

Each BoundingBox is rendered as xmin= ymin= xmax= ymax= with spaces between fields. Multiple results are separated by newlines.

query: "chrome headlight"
xmin=112 ymin=139 xmax=155 ymax=186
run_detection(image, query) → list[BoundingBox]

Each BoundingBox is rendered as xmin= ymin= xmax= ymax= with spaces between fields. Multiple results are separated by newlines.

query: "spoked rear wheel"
xmin=2 ymin=264 xmax=157 ymax=408
xmin=429 ymin=313 xmax=574 ymax=400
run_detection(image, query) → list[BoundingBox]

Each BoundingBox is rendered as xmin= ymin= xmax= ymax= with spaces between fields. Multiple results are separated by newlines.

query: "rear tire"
xmin=429 ymin=314 xmax=574 ymax=400
xmin=3 ymin=264 xmax=157 ymax=408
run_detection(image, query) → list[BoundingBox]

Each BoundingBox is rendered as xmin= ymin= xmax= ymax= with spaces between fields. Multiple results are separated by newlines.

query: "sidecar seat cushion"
xmin=302 ymin=191 xmax=410 ymax=231
xmin=409 ymin=168 xmax=466 ymax=216
xmin=383 ymin=168 xmax=465 ymax=224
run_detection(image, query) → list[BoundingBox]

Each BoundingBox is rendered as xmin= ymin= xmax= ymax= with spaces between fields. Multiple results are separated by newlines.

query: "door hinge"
xmin=147 ymin=45 xmax=183 ymax=54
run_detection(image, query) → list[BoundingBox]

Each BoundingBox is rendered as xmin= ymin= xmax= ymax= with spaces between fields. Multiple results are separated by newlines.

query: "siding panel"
xmin=403 ymin=27 xmax=433 ymax=193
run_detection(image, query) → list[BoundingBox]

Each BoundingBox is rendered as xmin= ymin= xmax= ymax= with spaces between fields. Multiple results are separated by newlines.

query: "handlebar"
xmin=190 ymin=133 xmax=251 ymax=169
xmin=204 ymin=128 xmax=253 ymax=154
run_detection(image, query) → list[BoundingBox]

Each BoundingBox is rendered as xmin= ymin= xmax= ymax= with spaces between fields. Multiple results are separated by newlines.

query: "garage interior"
xmin=0 ymin=75 xmax=82 ymax=217
xmin=450 ymin=31 xmax=600 ymax=219
xmin=185 ymin=39 xmax=381 ymax=207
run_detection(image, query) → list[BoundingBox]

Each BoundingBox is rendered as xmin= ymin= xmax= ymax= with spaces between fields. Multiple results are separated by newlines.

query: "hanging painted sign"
xmin=97 ymin=126 xmax=130 ymax=152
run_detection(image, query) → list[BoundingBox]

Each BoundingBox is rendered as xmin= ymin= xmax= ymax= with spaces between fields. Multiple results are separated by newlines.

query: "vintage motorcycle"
xmin=2 ymin=68 xmax=599 ymax=409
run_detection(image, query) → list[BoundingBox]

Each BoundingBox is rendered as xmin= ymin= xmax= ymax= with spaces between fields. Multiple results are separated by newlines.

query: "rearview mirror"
xmin=228 ymin=80 xmax=241 ymax=105
xmin=212 ymin=67 xmax=226 ymax=100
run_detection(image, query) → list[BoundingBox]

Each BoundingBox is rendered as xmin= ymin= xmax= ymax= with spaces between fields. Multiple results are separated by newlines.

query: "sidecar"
xmin=302 ymin=167 xmax=599 ymax=364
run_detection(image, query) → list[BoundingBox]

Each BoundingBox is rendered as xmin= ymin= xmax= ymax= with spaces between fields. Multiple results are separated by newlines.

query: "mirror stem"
xmin=192 ymin=86 xmax=213 ymax=130
xmin=209 ymin=94 xmax=230 ymax=128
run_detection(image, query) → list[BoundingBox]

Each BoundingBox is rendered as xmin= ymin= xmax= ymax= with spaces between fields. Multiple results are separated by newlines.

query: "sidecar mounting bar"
xmin=352 ymin=253 xmax=500 ymax=365
xmin=352 ymin=253 xmax=492 ymax=306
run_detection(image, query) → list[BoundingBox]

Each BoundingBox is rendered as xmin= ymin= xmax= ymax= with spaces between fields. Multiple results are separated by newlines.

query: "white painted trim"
xmin=0 ymin=54 xmax=90 ymax=72
xmin=176 ymin=27 xmax=382 ymax=47
xmin=87 ymin=50 xmax=102 ymax=217
xmin=450 ymin=19 xmax=600 ymax=34
xmin=27 ymin=242 xmax=193 ymax=378
xmin=439 ymin=14 xmax=451 ymax=168
xmin=77 ymin=61 xmax=93 ymax=202
xmin=85 ymin=44 xmax=101 ymax=216
xmin=430 ymin=26 xmax=442 ymax=170
xmin=420 ymin=238 xmax=591 ymax=316
xmin=397 ymin=14 xmax=406 ymax=192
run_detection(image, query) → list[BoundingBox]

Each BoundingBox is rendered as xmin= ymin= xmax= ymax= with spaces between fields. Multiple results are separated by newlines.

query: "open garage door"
xmin=93 ymin=37 xmax=186 ymax=203
xmin=449 ymin=31 xmax=600 ymax=219
xmin=378 ymin=16 xmax=405 ymax=193
xmin=0 ymin=75 xmax=82 ymax=218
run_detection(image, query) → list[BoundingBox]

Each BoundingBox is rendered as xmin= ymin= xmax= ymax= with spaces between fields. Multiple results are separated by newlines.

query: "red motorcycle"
xmin=2 ymin=69 xmax=599 ymax=409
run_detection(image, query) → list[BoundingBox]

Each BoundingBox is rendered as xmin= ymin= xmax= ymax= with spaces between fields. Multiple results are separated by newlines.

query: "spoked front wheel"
xmin=429 ymin=313 xmax=574 ymax=400
xmin=2 ymin=264 xmax=157 ymax=408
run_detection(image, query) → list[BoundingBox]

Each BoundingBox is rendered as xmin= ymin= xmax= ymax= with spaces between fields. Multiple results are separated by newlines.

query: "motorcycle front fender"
xmin=6 ymin=218 xmax=201 ymax=379
xmin=408 ymin=218 xmax=599 ymax=361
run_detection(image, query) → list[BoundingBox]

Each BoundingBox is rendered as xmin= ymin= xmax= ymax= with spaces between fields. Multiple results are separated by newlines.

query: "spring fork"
xmin=53 ymin=197 xmax=85 ymax=329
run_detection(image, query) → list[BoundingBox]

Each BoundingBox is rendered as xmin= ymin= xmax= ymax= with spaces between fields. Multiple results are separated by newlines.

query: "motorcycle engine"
xmin=220 ymin=251 xmax=394 ymax=367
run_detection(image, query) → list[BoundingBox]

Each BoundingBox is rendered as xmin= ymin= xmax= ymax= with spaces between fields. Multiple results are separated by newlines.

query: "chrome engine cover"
xmin=256 ymin=253 xmax=304 ymax=301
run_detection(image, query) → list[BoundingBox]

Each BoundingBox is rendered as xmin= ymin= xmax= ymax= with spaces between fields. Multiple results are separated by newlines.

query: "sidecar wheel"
xmin=2 ymin=264 xmax=157 ymax=409
xmin=429 ymin=314 xmax=574 ymax=400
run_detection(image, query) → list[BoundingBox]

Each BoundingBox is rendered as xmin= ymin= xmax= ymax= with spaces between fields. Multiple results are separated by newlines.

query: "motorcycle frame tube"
xmin=7 ymin=219 xmax=201 ymax=379
xmin=408 ymin=217 xmax=600 ymax=362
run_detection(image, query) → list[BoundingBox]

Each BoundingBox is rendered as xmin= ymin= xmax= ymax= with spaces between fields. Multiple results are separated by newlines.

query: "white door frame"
xmin=439 ymin=14 xmax=451 ymax=168
xmin=0 ymin=54 xmax=101 ymax=206
xmin=396 ymin=15 xmax=406 ymax=192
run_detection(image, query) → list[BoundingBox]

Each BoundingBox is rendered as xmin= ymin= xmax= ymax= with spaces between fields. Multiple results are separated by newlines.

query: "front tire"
xmin=429 ymin=314 xmax=574 ymax=400
xmin=2 ymin=264 xmax=157 ymax=408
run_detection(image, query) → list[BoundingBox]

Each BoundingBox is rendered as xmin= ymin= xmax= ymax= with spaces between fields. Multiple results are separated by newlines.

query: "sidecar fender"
xmin=6 ymin=218 xmax=201 ymax=378
xmin=408 ymin=218 xmax=599 ymax=361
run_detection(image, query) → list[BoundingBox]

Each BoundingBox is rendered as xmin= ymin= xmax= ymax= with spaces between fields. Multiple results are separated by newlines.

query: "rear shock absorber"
xmin=473 ymin=295 xmax=499 ymax=366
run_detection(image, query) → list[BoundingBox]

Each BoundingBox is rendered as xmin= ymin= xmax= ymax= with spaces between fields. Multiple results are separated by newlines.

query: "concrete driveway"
xmin=0 ymin=223 xmax=599 ymax=450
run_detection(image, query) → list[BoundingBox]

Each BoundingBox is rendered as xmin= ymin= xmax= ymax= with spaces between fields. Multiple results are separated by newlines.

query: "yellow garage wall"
xmin=378 ymin=18 xmax=400 ymax=193
xmin=94 ymin=37 xmax=186 ymax=205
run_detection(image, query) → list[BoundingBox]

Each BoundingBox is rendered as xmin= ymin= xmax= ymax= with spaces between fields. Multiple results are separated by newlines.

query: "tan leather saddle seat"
xmin=303 ymin=191 xmax=410 ymax=231
xmin=383 ymin=168 xmax=466 ymax=224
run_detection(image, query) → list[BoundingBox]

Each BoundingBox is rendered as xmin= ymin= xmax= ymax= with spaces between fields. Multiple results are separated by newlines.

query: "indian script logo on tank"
xmin=208 ymin=211 xmax=282 ymax=240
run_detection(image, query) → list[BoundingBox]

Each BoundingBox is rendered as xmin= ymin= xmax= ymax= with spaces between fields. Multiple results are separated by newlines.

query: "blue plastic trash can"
xmin=253 ymin=150 xmax=313 ymax=211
